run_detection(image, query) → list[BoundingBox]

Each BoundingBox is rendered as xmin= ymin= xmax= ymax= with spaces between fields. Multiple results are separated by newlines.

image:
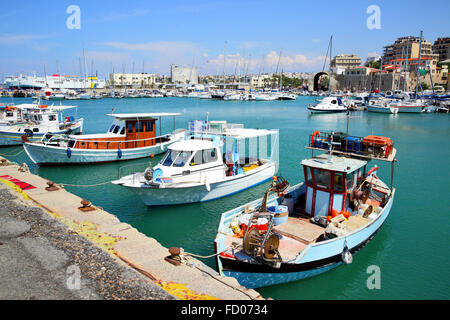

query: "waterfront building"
xmin=330 ymin=54 xmax=362 ymax=75
xmin=383 ymin=36 xmax=439 ymax=66
xmin=109 ymin=73 xmax=156 ymax=88
xmin=170 ymin=65 xmax=198 ymax=85
xmin=250 ymin=74 xmax=270 ymax=89
xmin=433 ymin=37 xmax=450 ymax=62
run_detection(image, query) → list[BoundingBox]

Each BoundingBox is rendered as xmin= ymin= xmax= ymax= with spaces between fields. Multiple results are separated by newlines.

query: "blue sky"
xmin=1 ymin=0 xmax=449 ymax=78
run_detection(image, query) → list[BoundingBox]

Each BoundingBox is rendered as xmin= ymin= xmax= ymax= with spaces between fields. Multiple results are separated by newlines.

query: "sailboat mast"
xmin=403 ymin=40 xmax=409 ymax=92
xmin=415 ymin=31 xmax=423 ymax=97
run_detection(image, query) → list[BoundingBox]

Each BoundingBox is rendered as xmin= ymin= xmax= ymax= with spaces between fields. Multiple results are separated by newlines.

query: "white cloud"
xmin=99 ymin=9 xmax=149 ymax=22
xmin=205 ymin=51 xmax=328 ymax=73
xmin=0 ymin=34 xmax=49 ymax=45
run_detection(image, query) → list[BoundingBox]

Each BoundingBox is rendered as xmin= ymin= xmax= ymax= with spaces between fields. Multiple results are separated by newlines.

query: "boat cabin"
xmin=69 ymin=113 xmax=180 ymax=150
xmin=302 ymin=154 xmax=368 ymax=217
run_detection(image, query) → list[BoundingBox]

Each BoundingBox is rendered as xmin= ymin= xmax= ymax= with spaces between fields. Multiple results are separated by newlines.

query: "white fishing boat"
xmin=307 ymin=97 xmax=348 ymax=113
xmin=214 ymin=131 xmax=397 ymax=289
xmin=278 ymin=93 xmax=297 ymax=100
xmin=223 ymin=92 xmax=242 ymax=101
xmin=23 ymin=113 xmax=184 ymax=165
xmin=0 ymin=103 xmax=83 ymax=146
xmin=112 ymin=119 xmax=279 ymax=206
xmin=254 ymin=93 xmax=278 ymax=101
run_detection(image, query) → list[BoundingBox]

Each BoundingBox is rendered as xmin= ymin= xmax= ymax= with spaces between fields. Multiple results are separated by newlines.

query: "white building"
xmin=170 ymin=65 xmax=198 ymax=84
xmin=330 ymin=54 xmax=362 ymax=75
xmin=109 ymin=73 xmax=156 ymax=88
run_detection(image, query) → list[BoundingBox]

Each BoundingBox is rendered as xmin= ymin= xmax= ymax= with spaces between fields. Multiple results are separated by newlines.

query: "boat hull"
xmin=0 ymin=123 xmax=83 ymax=146
xmin=124 ymin=163 xmax=277 ymax=206
xmin=307 ymin=107 xmax=347 ymax=113
xmin=367 ymin=105 xmax=398 ymax=114
xmin=215 ymin=185 xmax=395 ymax=289
xmin=23 ymin=140 xmax=172 ymax=165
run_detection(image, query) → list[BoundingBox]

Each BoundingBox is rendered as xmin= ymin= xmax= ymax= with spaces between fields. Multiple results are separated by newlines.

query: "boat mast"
xmin=328 ymin=36 xmax=332 ymax=92
xmin=415 ymin=31 xmax=423 ymax=97
xmin=397 ymin=46 xmax=404 ymax=91
xmin=403 ymin=40 xmax=409 ymax=92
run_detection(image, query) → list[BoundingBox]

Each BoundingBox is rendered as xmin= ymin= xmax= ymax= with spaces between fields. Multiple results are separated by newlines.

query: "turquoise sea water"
xmin=1 ymin=96 xmax=449 ymax=300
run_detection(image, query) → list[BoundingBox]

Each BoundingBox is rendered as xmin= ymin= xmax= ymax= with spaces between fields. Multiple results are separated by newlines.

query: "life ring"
xmin=311 ymin=130 xmax=320 ymax=146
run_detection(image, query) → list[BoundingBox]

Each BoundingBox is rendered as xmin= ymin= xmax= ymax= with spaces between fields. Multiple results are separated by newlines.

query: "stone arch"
xmin=314 ymin=72 xmax=328 ymax=91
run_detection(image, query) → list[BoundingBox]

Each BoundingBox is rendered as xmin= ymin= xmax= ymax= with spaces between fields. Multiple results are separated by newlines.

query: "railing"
xmin=41 ymin=133 xmax=172 ymax=149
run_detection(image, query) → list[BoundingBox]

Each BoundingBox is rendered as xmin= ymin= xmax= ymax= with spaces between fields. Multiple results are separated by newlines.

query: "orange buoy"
xmin=150 ymin=154 xmax=154 ymax=158
xmin=331 ymin=209 xmax=339 ymax=218
xmin=326 ymin=216 xmax=332 ymax=222
xmin=311 ymin=130 xmax=320 ymax=146
xmin=341 ymin=210 xmax=351 ymax=219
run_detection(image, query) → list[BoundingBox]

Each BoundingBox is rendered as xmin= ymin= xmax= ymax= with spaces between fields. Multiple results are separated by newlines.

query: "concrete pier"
xmin=0 ymin=156 xmax=263 ymax=300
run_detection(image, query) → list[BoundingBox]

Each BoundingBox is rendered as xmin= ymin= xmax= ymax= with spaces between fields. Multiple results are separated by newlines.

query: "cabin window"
xmin=33 ymin=128 xmax=39 ymax=133
xmin=173 ymin=151 xmax=193 ymax=167
xmin=334 ymin=172 xmax=345 ymax=193
xmin=109 ymin=124 xmax=115 ymax=132
xmin=331 ymin=100 xmax=337 ymax=104
xmin=6 ymin=111 xmax=13 ymax=117
xmin=144 ymin=121 xmax=153 ymax=132
xmin=190 ymin=148 xmax=217 ymax=166
xmin=113 ymin=126 xmax=120 ymax=134
xmin=304 ymin=167 xmax=314 ymax=186
xmin=313 ymin=169 xmax=331 ymax=190
xmin=346 ymin=172 xmax=354 ymax=190
xmin=136 ymin=122 xmax=144 ymax=133
xmin=48 ymin=115 xmax=56 ymax=121
xmin=127 ymin=123 xmax=133 ymax=133
xmin=120 ymin=127 xmax=125 ymax=135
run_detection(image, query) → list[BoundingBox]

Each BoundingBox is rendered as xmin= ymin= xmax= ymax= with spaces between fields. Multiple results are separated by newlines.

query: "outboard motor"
xmin=144 ymin=168 xmax=154 ymax=182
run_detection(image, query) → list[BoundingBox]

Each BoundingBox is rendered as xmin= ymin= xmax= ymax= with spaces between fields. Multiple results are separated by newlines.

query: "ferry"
xmin=5 ymin=74 xmax=106 ymax=90
xmin=23 ymin=113 xmax=184 ymax=165
xmin=0 ymin=103 xmax=83 ymax=146
xmin=112 ymin=119 xmax=279 ymax=206
xmin=213 ymin=131 xmax=396 ymax=289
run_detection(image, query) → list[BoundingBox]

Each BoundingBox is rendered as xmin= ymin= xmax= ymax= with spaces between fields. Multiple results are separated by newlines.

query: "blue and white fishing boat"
xmin=213 ymin=131 xmax=397 ymax=289
xmin=0 ymin=103 xmax=83 ymax=146
xmin=23 ymin=113 xmax=184 ymax=165
xmin=112 ymin=119 xmax=279 ymax=206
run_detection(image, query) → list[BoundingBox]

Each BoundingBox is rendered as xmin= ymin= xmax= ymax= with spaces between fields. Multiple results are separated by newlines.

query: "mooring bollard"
xmin=78 ymin=199 xmax=96 ymax=212
xmin=45 ymin=181 xmax=59 ymax=191
xmin=164 ymin=247 xmax=182 ymax=266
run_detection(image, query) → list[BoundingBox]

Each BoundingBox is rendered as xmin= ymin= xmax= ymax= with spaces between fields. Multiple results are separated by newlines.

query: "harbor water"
xmin=1 ymin=96 xmax=449 ymax=300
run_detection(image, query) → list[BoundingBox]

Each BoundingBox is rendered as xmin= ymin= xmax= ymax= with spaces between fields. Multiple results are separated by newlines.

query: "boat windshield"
xmin=173 ymin=151 xmax=193 ymax=167
xmin=160 ymin=150 xmax=180 ymax=167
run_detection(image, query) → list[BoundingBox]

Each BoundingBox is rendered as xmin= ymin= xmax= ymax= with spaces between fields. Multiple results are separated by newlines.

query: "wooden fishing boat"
xmin=214 ymin=131 xmax=396 ymax=289
xmin=23 ymin=113 xmax=184 ymax=165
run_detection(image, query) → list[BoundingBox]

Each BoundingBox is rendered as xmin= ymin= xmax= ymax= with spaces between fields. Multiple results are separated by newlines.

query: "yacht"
xmin=307 ymin=97 xmax=347 ymax=113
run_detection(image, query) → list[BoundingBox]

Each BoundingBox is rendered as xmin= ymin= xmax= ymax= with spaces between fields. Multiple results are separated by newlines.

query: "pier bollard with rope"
xmin=78 ymin=199 xmax=96 ymax=212
xmin=45 ymin=181 xmax=59 ymax=192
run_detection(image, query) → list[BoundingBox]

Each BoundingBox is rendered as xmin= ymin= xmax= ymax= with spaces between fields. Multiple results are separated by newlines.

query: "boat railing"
xmin=40 ymin=133 xmax=172 ymax=149
xmin=117 ymin=162 xmax=152 ymax=180
xmin=308 ymin=131 xmax=396 ymax=162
